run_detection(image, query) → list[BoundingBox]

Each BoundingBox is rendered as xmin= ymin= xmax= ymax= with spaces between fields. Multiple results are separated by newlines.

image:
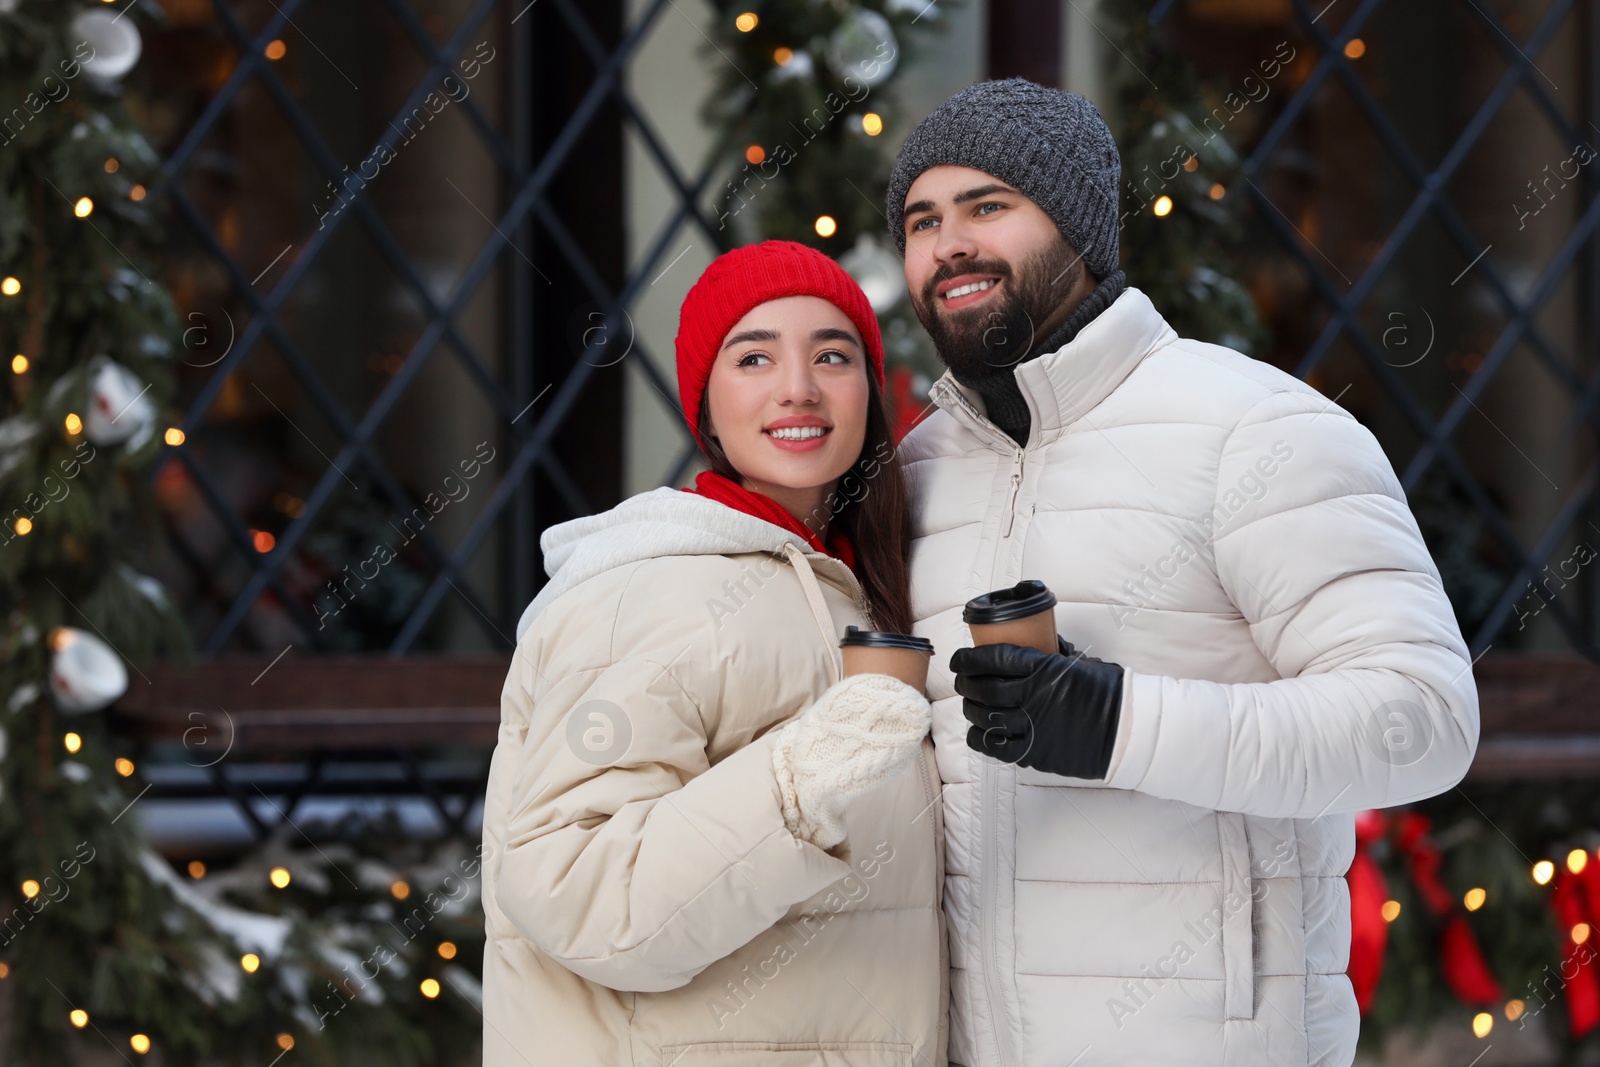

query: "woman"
xmin=481 ymin=241 xmax=947 ymax=1066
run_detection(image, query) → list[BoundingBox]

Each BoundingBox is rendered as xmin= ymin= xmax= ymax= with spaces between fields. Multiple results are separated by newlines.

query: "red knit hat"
xmin=675 ymin=240 xmax=885 ymax=448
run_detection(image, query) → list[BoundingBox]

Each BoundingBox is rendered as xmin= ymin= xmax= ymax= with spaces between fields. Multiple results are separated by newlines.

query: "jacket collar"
xmin=928 ymin=286 xmax=1177 ymax=450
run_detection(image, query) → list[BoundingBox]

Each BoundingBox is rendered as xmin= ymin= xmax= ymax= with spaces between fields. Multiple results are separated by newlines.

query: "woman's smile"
xmin=764 ymin=415 xmax=834 ymax=452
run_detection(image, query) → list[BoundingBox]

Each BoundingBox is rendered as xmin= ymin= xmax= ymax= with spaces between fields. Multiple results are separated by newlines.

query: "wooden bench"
xmin=112 ymin=654 xmax=507 ymax=752
xmin=111 ymin=654 xmax=512 ymax=843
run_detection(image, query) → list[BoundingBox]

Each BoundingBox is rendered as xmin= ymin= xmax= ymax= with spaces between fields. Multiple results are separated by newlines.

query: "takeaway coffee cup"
xmin=840 ymin=626 xmax=935 ymax=693
xmin=963 ymin=580 xmax=1059 ymax=653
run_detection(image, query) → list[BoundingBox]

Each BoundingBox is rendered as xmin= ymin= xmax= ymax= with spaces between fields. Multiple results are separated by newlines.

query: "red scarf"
xmin=684 ymin=470 xmax=857 ymax=573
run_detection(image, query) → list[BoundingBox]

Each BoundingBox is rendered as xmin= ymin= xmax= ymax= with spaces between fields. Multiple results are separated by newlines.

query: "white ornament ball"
xmin=49 ymin=627 xmax=129 ymax=714
xmin=84 ymin=358 xmax=156 ymax=450
xmin=838 ymin=235 xmax=904 ymax=313
xmin=71 ymin=10 xmax=143 ymax=80
xmin=825 ymin=9 xmax=898 ymax=86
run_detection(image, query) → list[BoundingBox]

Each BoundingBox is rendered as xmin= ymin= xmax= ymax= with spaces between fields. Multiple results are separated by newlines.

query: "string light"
xmin=129 ymin=184 xmax=146 ymax=202
xmin=1472 ymin=1012 xmax=1492 ymax=1038
xmin=0 ymin=963 xmax=10 ymax=978
xmin=70 ymin=1009 xmax=88 ymax=1028
xmin=1533 ymin=859 xmax=1555 ymax=884
xmin=2 ymin=277 xmax=20 ymax=296
xmin=1505 ymin=999 xmax=1525 ymax=1021
xmin=745 ymin=145 xmax=765 ymax=165
xmin=188 ymin=860 xmax=206 ymax=879
xmin=115 ymin=757 xmax=135 ymax=777
xmin=420 ymin=978 xmax=441 ymax=999
xmin=130 ymin=1034 xmax=151 ymax=1054
xmin=1380 ymin=899 xmax=1401 ymax=922
xmin=12 ymin=517 xmax=30 ymax=536
xmin=265 ymin=40 xmax=287 ymax=60
xmin=861 ymin=113 xmax=884 ymax=136
xmin=437 ymin=941 xmax=457 ymax=960
xmin=11 ymin=354 xmax=26 ymax=373
xmin=1574 ymin=923 xmax=1592 ymax=944
xmin=391 ymin=880 xmax=411 ymax=900
xmin=277 ymin=1034 xmax=295 ymax=1050
xmin=1463 ymin=887 xmax=1486 ymax=911
xmin=1182 ymin=156 xmax=1198 ymax=172
xmin=1209 ymin=183 xmax=1226 ymax=200
xmin=105 ymin=158 xmax=119 ymax=173
xmin=73 ymin=197 xmax=94 ymax=218
xmin=269 ymin=866 xmax=291 ymax=889
xmin=252 ymin=529 xmax=276 ymax=553
xmin=64 ymin=732 xmax=82 ymax=754
xmin=165 ymin=427 xmax=186 ymax=446
xmin=1344 ymin=38 xmax=1366 ymax=60
xmin=1567 ymin=848 xmax=1588 ymax=874
xmin=773 ymin=47 xmax=793 ymax=65
xmin=21 ymin=880 xmax=40 ymax=899
xmin=241 ymin=953 xmax=261 ymax=973
xmin=65 ymin=412 xmax=82 ymax=434
xmin=1152 ymin=195 xmax=1174 ymax=217
xmin=814 ymin=215 xmax=838 ymax=238
xmin=735 ymin=12 xmax=757 ymax=31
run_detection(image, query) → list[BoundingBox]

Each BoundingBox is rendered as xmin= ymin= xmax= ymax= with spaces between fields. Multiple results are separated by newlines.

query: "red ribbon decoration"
xmin=1347 ymin=811 xmax=1503 ymax=1012
xmin=1394 ymin=812 xmax=1503 ymax=1006
xmin=1437 ymin=915 xmax=1504 ymax=1005
xmin=1550 ymin=868 xmax=1600 ymax=1038
xmin=1347 ymin=810 xmax=1390 ymax=1013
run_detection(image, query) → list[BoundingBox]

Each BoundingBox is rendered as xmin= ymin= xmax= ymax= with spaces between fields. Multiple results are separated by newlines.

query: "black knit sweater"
xmin=952 ymin=269 xmax=1127 ymax=446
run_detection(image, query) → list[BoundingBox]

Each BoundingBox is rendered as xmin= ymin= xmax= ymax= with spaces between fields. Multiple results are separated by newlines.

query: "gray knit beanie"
xmin=886 ymin=79 xmax=1121 ymax=278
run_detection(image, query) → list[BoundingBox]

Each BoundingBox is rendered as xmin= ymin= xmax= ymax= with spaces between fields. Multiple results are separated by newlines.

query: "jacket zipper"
xmin=1002 ymin=450 xmax=1025 ymax=538
xmin=981 ymin=447 xmax=1026 ymax=1067
xmin=926 ymin=378 xmax=1029 ymax=1067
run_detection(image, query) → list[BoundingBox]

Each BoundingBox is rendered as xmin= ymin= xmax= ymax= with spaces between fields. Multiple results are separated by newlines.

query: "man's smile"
xmin=938 ymin=274 xmax=1003 ymax=311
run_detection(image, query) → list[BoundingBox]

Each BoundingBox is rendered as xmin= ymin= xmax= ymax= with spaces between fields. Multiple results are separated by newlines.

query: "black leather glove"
xmin=951 ymin=637 xmax=1125 ymax=780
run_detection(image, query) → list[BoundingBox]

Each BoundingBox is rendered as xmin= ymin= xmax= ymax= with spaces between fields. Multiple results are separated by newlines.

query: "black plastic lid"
xmin=840 ymin=626 xmax=934 ymax=653
xmin=963 ymin=580 xmax=1058 ymax=625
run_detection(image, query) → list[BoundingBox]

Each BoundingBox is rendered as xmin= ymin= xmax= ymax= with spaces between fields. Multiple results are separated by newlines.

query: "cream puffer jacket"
xmin=900 ymin=287 xmax=1478 ymax=1067
xmin=482 ymin=489 xmax=947 ymax=1067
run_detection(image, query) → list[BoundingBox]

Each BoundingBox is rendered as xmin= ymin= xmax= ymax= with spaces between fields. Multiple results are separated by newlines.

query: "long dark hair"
xmin=697 ymin=371 xmax=914 ymax=634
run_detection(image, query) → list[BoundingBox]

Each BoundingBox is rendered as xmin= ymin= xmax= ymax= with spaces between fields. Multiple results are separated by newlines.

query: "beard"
xmin=910 ymin=237 xmax=1082 ymax=384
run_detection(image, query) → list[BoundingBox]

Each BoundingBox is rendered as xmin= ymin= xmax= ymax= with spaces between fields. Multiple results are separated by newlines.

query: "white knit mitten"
xmin=771 ymin=673 xmax=932 ymax=850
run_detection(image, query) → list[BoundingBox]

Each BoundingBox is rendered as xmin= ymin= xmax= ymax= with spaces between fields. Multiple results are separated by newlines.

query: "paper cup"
xmin=840 ymin=627 xmax=934 ymax=693
xmin=963 ymin=580 xmax=1058 ymax=653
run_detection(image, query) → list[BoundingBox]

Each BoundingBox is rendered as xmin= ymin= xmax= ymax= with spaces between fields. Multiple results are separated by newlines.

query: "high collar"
xmin=951 ymin=269 xmax=1127 ymax=445
xmin=516 ymin=485 xmax=857 ymax=641
xmin=928 ymin=286 xmax=1177 ymax=451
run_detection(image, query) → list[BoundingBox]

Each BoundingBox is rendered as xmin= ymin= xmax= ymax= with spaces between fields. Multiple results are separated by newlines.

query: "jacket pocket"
xmin=657 ymin=1041 xmax=913 ymax=1066
xmin=1216 ymin=812 xmax=1255 ymax=1020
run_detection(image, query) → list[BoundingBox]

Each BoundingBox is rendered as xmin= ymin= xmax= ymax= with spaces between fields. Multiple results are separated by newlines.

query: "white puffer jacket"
xmin=483 ymin=490 xmax=946 ymax=1067
xmin=900 ymin=287 xmax=1479 ymax=1067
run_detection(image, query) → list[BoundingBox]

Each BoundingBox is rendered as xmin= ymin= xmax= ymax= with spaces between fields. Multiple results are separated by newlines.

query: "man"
xmin=889 ymin=79 xmax=1478 ymax=1066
